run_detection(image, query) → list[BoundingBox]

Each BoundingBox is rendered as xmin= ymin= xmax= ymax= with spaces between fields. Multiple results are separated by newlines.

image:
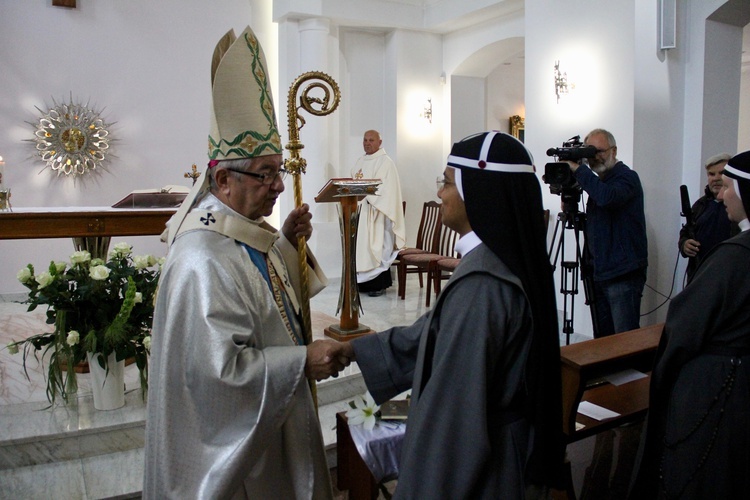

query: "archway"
xmin=450 ymin=37 xmax=525 ymax=142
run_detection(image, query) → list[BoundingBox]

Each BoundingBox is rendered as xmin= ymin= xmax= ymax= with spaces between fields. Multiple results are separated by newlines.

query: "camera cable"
xmin=640 ymin=249 xmax=681 ymax=317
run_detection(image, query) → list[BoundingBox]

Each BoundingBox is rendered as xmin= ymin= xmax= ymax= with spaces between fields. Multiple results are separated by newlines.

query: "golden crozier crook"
xmin=284 ymin=71 xmax=341 ymax=408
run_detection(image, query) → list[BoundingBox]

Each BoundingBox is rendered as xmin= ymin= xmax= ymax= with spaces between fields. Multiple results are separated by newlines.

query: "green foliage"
xmin=7 ymin=244 xmax=162 ymax=406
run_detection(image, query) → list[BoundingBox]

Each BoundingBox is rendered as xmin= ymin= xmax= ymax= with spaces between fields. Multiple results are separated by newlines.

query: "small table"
xmin=336 ymin=412 xmax=406 ymax=500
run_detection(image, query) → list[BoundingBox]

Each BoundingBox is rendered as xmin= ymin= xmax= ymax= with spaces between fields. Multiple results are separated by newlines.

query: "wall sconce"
xmin=421 ymin=98 xmax=433 ymax=123
xmin=554 ymin=60 xmax=569 ymax=103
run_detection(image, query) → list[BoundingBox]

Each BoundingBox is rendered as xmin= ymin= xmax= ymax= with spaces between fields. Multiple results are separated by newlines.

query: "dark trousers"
xmin=592 ymin=267 xmax=646 ymax=338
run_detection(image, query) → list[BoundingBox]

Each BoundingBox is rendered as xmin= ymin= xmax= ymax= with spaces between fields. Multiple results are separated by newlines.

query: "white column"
xmin=296 ymin=18 xmax=333 ymax=219
xmin=289 ymin=17 xmax=342 ymax=277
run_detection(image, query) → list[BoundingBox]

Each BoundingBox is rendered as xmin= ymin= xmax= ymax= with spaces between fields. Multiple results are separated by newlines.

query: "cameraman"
xmin=566 ymin=128 xmax=647 ymax=338
xmin=678 ymin=153 xmax=738 ymax=283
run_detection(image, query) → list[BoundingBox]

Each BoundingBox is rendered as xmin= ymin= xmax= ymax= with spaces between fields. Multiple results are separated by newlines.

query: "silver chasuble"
xmin=144 ymin=192 xmax=331 ymax=499
xmin=174 ymin=196 xmax=312 ymax=345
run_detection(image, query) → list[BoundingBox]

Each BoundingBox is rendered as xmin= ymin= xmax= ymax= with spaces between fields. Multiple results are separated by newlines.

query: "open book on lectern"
xmin=314 ymin=178 xmax=382 ymax=203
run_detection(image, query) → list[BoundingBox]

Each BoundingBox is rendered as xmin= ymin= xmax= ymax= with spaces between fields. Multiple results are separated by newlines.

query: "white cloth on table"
xmin=348 ymin=421 xmax=406 ymax=483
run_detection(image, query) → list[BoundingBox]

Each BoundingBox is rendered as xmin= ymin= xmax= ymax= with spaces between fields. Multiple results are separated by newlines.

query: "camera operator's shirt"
xmin=573 ymin=161 xmax=648 ymax=281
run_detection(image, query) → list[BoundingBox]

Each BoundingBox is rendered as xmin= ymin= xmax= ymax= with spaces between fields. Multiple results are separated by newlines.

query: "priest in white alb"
xmin=351 ymin=130 xmax=406 ymax=296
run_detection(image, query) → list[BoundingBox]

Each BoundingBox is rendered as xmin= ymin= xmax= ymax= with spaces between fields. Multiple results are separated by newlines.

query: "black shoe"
xmin=368 ymin=289 xmax=385 ymax=297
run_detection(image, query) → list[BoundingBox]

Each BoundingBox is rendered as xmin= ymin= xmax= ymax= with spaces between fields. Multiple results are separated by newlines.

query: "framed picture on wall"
xmin=509 ymin=115 xmax=525 ymax=143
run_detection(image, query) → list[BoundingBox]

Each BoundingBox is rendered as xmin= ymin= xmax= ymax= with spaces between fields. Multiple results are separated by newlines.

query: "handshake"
xmin=304 ymin=339 xmax=356 ymax=381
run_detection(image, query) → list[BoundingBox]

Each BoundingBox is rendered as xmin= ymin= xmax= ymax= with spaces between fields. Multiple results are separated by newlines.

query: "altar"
xmin=0 ymin=206 xmax=178 ymax=240
xmin=0 ymin=206 xmax=177 ymax=260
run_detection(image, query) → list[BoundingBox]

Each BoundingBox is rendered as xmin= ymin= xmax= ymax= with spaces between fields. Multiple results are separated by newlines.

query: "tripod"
xmin=548 ymin=194 xmax=600 ymax=344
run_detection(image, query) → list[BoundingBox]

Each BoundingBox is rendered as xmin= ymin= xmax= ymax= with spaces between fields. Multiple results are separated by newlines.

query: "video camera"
xmin=542 ymin=136 xmax=598 ymax=212
xmin=542 ymin=136 xmax=598 ymax=201
xmin=546 ymin=135 xmax=598 ymax=163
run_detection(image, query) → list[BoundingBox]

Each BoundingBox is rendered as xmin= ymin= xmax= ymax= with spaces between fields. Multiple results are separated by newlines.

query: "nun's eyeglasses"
xmin=436 ymin=176 xmax=454 ymax=190
xmin=225 ymin=168 xmax=289 ymax=185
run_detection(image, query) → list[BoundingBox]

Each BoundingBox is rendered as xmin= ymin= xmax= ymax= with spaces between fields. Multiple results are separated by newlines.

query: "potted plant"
xmin=6 ymin=242 xmax=161 ymax=407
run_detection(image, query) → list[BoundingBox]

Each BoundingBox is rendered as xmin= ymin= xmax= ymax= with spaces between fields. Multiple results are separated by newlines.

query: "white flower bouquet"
xmin=6 ymin=243 xmax=163 ymax=405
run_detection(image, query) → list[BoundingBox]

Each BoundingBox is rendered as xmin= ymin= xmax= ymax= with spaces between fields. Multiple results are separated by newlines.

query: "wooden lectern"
xmin=315 ymin=178 xmax=381 ymax=341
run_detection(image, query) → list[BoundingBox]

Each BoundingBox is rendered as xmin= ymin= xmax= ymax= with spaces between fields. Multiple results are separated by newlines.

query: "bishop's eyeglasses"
xmin=225 ymin=168 xmax=289 ymax=185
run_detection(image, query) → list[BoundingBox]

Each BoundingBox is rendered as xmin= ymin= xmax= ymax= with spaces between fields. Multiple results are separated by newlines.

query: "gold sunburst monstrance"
xmin=29 ymin=95 xmax=114 ymax=177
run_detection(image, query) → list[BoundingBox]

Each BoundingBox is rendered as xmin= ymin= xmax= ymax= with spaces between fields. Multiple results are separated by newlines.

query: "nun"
xmin=631 ymin=150 xmax=750 ymax=498
xmin=342 ymin=131 xmax=564 ymax=498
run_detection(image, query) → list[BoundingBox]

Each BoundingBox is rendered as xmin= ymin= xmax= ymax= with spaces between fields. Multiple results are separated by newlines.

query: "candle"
xmin=0 ymin=155 xmax=6 ymax=209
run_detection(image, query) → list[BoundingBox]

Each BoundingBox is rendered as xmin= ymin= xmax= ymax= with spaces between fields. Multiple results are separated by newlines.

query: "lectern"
xmin=315 ymin=178 xmax=381 ymax=340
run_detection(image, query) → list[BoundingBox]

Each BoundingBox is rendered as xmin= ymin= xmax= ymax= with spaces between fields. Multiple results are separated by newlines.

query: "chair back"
xmin=416 ymin=201 xmax=442 ymax=251
xmin=435 ymin=223 xmax=459 ymax=258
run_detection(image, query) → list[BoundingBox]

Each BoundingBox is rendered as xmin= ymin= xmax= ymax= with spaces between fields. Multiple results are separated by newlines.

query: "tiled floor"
xmin=310 ymin=272 xmax=432 ymax=334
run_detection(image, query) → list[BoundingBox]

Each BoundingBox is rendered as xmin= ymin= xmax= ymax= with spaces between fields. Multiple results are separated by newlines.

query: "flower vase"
xmin=86 ymin=352 xmax=125 ymax=410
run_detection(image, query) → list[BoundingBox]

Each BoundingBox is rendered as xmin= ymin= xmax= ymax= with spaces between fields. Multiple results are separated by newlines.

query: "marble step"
xmin=0 ymin=368 xmax=367 ymax=499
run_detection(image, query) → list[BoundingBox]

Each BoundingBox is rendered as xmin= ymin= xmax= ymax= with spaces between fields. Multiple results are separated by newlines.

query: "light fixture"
xmin=554 ymin=60 xmax=569 ymax=103
xmin=421 ymin=98 xmax=433 ymax=123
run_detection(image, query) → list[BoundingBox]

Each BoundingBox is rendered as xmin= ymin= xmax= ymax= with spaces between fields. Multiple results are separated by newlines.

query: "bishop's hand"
xmin=305 ymin=339 xmax=352 ymax=381
xmin=282 ymin=203 xmax=313 ymax=248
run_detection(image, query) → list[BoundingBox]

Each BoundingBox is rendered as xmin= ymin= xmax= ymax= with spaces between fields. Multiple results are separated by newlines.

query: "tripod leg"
xmin=549 ymin=212 xmax=565 ymax=271
xmin=549 ymin=211 xmax=581 ymax=346
xmin=561 ymin=261 xmax=579 ymax=345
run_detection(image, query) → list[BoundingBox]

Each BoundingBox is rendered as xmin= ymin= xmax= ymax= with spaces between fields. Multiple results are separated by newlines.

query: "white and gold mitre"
xmin=208 ymin=26 xmax=281 ymax=160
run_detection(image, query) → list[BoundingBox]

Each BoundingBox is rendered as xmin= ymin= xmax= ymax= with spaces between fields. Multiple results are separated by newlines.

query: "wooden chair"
xmin=395 ymin=201 xmax=442 ymax=299
xmin=427 ymin=256 xmax=460 ymax=305
xmin=388 ymin=200 xmax=408 ymax=267
xmin=400 ymin=222 xmax=459 ymax=307
xmin=426 ymin=209 xmax=552 ymax=306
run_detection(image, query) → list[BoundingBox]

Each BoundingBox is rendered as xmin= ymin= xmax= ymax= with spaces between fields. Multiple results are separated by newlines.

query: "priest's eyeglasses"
xmin=436 ymin=176 xmax=455 ymax=190
xmin=226 ymin=168 xmax=289 ymax=185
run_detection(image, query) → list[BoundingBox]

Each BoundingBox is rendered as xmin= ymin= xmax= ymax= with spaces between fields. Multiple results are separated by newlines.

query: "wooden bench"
xmin=560 ymin=322 xmax=663 ymax=440
xmin=555 ymin=322 xmax=664 ymax=498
